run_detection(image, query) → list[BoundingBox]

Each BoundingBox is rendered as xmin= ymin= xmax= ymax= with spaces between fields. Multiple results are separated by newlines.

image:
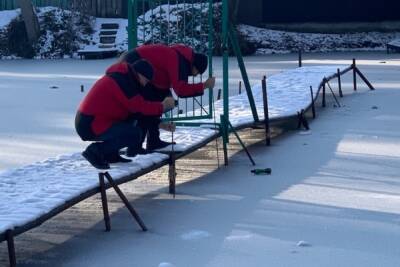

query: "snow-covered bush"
xmin=0 ymin=7 xmax=93 ymax=59
xmin=36 ymin=7 xmax=93 ymax=58
xmin=5 ymin=17 xmax=36 ymax=58
xmin=238 ymin=24 xmax=400 ymax=54
xmin=137 ymin=2 xmax=256 ymax=56
xmin=0 ymin=29 xmax=6 ymax=57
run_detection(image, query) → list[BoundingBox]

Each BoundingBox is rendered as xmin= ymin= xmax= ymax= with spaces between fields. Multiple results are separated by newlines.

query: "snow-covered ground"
xmin=1 ymin=51 xmax=400 ymax=266
xmin=239 ymin=24 xmax=400 ymax=54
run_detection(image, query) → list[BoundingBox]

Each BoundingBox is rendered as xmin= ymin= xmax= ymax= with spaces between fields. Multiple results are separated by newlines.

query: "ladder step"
xmin=101 ymin=23 xmax=119 ymax=30
xmin=100 ymin=36 xmax=116 ymax=44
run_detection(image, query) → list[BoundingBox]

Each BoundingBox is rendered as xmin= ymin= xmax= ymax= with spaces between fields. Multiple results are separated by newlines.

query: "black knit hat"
xmin=193 ymin=52 xmax=208 ymax=74
xmin=131 ymin=59 xmax=154 ymax=80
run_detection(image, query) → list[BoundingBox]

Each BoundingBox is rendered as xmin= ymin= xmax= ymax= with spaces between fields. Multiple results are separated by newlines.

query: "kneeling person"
xmin=120 ymin=44 xmax=215 ymax=151
xmin=75 ymin=59 xmax=175 ymax=169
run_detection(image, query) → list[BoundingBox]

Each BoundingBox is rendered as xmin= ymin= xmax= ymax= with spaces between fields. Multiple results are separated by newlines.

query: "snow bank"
xmin=239 ymin=24 xmax=400 ymax=54
xmin=388 ymin=38 xmax=400 ymax=47
xmin=0 ymin=9 xmax=19 ymax=28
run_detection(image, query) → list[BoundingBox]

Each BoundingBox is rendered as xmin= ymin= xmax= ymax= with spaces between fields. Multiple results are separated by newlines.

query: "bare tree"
xmin=16 ymin=0 xmax=40 ymax=43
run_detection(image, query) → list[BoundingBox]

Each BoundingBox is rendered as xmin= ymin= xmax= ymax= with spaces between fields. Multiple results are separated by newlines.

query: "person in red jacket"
xmin=75 ymin=59 xmax=175 ymax=169
xmin=119 ymin=44 xmax=216 ymax=151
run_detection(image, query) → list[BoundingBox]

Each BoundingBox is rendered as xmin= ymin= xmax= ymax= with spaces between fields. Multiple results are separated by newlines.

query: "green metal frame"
xmin=127 ymin=0 xmax=258 ymax=162
xmin=220 ymin=0 xmax=258 ymax=143
xmin=128 ymin=0 xmax=214 ymax=122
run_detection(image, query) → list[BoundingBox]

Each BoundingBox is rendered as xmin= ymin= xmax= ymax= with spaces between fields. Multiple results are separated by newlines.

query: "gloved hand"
xmin=204 ymin=77 xmax=216 ymax=89
xmin=162 ymin=97 xmax=176 ymax=112
xmin=159 ymin=122 xmax=176 ymax=132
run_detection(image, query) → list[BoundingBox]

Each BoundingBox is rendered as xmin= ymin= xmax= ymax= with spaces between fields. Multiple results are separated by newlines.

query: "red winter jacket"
xmin=75 ymin=62 xmax=163 ymax=140
xmin=124 ymin=44 xmax=205 ymax=98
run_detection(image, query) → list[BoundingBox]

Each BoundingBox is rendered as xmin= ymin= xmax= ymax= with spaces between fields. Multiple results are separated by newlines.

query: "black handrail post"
xmin=168 ymin=154 xmax=176 ymax=196
xmin=261 ymin=76 xmax=271 ymax=146
xmin=6 ymin=230 xmax=16 ymax=267
xmin=355 ymin=68 xmax=375 ymax=90
xmin=310 ymin=86 xmax=316 ymax=118
xmin=298 ymin=49 xmax=302 ymax=67
xmin=99 ymin=173 xmax=111 ymax=232
xmin=353 ymin=58 xmax=357 ymax=91
xmin=220 ymin=115 xmax=229 ymax=166
xmin=337 ymin=68 xmax=343 ymax=97
xmin=322 ymin=79 xmax=326 ymax=107
xmin=104 ymin=172 xmax=147 ymax=231
xmin=217 ymin=88 xmax=222 ymax=100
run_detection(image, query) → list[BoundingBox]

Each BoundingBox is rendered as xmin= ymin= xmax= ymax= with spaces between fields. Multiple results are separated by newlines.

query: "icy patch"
xmin=180 ymin=230 xmax=211 ymax=240
xmin=296 ymin=240 xmax=312 ymax=247
xmin=158 ymin=263 xmax=176 ymax=267
xmin=298 ymin=130 xmax=312 ymax=135
xmin=226 ymin=234 xmax=253 ymax=241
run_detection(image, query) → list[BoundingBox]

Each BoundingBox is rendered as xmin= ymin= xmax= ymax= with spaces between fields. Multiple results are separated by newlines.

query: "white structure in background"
xmin=78 ymin=18 xmax=128 ymax=59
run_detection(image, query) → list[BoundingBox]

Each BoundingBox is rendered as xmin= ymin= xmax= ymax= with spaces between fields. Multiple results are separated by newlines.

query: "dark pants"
xmin=138 ymin=84 xmax=172 ymax=146
xmin=88 ymin=120 xmax=142 ymax=157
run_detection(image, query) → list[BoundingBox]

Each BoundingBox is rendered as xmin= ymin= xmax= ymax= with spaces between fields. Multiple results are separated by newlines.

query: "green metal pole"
xmin=222 ymin=0 xmax=229 ymax=119
xmin=128 ymin=0 xmax=137 ymax=49
xmin=220 ymin=115 xmax=229 ymax=166
xmin=207 ymin=0 xmax=213 ymax=117
xmin=142 ymin=0 xmax=146 ymax=43
xmin=133 ymin=0 xmax=138 ymax=47
xmin=222 ymin=0 xmax=230 ymax=143
xmin=228 ymin=24 xmax=259 ymax=122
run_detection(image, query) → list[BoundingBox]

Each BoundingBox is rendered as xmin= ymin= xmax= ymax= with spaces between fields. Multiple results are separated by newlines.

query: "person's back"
xmin=75 ymin=60 xmax=175 ymax=169
xmin=123 ymin=44 xmax=209 ymax=97
xmin=118 ymin=44 xmax=215 ymax=151
xmin=76 ymin=62 xmax=163 ymax=140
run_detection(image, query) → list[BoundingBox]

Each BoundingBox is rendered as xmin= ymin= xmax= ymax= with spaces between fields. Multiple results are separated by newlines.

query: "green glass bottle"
xmin=251 ymin=168 xmax=272 ymax=175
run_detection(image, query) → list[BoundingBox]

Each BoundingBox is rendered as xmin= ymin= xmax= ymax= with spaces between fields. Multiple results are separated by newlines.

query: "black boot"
xmin=146 ymin=139 xmax=176 ymax=151
xmin=145 ymin=118 xmax=176 ymax=151
xmin=106 ymin=153 xmax=132 ymax=163
xmin=82 ymin=144 xmax=110 ymax=170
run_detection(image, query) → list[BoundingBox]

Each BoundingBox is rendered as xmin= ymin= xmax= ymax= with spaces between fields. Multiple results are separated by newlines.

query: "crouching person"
xmin=120 ymin=44 xmax=215 ymax=151
xmin=75 ymin=59 xmax=175 ymax=169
